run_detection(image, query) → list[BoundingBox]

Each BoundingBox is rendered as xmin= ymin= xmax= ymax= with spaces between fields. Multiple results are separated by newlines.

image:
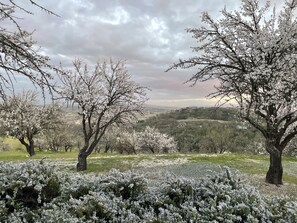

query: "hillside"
xmin=136 ymin=107 xmax=263 ymax=154
xmin=149 ymin=107 xmax=239 ymax=121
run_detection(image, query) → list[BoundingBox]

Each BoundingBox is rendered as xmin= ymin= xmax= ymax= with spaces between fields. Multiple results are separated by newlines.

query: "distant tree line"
xmin=137 ymin=107 xmax=266 ymax=154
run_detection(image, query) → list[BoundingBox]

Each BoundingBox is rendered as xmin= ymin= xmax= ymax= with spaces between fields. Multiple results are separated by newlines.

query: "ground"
xmin=0 ymin=151 xmax=296 ymax=198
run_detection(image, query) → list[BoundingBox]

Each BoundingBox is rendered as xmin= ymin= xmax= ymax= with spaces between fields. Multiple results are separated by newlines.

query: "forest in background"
xmin=2 ymin=106 xmax=297 ymax=157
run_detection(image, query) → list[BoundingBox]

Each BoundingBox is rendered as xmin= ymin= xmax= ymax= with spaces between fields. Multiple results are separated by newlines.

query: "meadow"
xmin=1 ymin=149 xmax=297 ymax=198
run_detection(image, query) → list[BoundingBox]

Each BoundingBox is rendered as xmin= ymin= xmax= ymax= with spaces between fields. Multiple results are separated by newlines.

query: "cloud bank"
xmin=11 ymin=0 xmax=279 ymax=107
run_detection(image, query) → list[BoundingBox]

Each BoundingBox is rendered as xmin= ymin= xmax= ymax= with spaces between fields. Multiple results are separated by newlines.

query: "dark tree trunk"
xmin=266 ymin=152 xmax=283 ymax=185
xmin=76 ymin=133 xmax=104 ymax=171
xmin=104 ymin=144 xmax=110 ymax=153
xmin=27 ymin=143 xmax=35 ymax=156
xmin=149 ymin=147 xmax=155 ymax=153
xmin=77 ymin=151 xmax=88 ymax=171
xmin=19 ymin=137 xmax=35 ymax=156
xmin=265 ymin=139 xmax=283 ymax=185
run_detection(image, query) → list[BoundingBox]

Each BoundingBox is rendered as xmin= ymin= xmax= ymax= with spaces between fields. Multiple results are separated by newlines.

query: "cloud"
xmin=95 ymin=6 xmax=130 ymax=25
xmin=11 ymin=0 xmax=273 ymax=107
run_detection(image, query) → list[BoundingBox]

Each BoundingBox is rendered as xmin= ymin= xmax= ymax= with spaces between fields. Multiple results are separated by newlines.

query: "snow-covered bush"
xmin=0 ymin=161 xmax=61 ymax=222
xmin=192 ymin=169 xmax=270 ymax=222
xmin=1 ymin=161 xmax=297 ymax=222
xmin=267 ymin=196 xmax=297 ymax=223
xmin=98 ymin=169 xmax=148 ymax=200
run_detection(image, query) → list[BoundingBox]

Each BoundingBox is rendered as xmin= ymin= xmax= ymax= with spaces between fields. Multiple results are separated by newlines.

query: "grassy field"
xmin=1 ymin=150 xmax=297 ymax=198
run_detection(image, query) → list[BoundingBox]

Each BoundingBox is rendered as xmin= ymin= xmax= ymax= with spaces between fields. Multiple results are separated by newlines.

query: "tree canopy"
xmin=58 ymin=59 xmax=147 ymax=170
xmin=168 ymin=0 xmax=297 ymax=185
xmin=0 ymin=1 xmax=57 ymax=98
xmin=0 ymin=91 xmax=61 ymax=156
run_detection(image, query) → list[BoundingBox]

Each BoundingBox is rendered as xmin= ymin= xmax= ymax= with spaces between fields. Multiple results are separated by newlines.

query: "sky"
xmin=12 ymin=0 xmax=281 ymax=107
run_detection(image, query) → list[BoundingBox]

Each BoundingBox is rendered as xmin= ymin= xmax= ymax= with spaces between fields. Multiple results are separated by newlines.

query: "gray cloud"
xmin=12 ymin=0 xmax=275 ymax=107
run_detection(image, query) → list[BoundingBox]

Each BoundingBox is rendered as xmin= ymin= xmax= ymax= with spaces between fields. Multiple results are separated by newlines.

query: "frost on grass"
xmin=0 ymin=161 xmax=297 ymax=222
xmin=135 ymin=158 xmax=188 ymax=168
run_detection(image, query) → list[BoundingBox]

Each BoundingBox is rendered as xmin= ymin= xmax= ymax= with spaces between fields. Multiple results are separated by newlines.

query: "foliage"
xmin=155 ymin=107 xmax=239 ymax=121
xmin=137 ymin=107 xmax=263 ymax=154
xmin=0 ymin=161 xmax=297 ymax=222
xmin=99 ymin=127 xmax=119 ymax=153
xmin=100 ymin=126 xmax=177 ymax=154
xmin=0 ymin=161 xmax=61 ymax=221
xmin=58 ymin=59 xmax=147 ymax=170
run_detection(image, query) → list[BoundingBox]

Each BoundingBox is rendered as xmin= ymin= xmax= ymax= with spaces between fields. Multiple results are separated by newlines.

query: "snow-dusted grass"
xmin=1 ymin=152 xmax=297 ymax=197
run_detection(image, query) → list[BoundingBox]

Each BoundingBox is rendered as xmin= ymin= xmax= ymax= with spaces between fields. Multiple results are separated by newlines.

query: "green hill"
xmin=151 ymin=107 xmax=239 ymax=121
xmin=137 ymin=107 xmax=263 ymax=154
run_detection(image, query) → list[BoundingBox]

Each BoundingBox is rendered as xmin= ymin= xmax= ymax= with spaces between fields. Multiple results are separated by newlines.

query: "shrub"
xmin=0 ymin=161 xmax=297 ymax=222
xmin=98 ymin=169 xmax=148 ymax=200
xmin=0 ymin=161 xmax=62 ymax=221
xmin=192 ymin=169 xmax=270 ymax=222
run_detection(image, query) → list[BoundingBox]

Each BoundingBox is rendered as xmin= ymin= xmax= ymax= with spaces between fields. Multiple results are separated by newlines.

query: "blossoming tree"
xmin=115 ymin=130 xmax=138 ymax=154
xmin=59 ymin=59 xmax=147 ymax=171
xmin=168 ymin=0 xmax=297 ymax=184
xmin=137 ymin=126 xmax=177 ymax=153
xmin=0 ymin=91 xmax=61 ymax=156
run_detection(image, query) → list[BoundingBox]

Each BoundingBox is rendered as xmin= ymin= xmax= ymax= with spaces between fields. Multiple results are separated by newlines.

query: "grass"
xmin=1 ymin=151 xmax=296 ymax=176
xmin=2 ymin=151 xmax=296 ymax=182
xmin=0 ymin=150 xmax=78 ymax=161
xmin=1 ymin=148 xmax=297 ymax=197
xmin=3 ymin=137 xmax=25 ymax=150
xmin=188 ymin=153 xmax=297 ymax=184
xmin=188 ymin=153 xmax=269 ymax=174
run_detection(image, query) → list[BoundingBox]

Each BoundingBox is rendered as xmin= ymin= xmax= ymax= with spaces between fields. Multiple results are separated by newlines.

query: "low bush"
xmin=0 ymin=161 xmax=296 ymax=222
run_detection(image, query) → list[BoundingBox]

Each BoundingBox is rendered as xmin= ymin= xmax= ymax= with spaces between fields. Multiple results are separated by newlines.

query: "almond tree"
xmin=168 ymin=0 xmax=297 ymax=184
xmin=0 ymin=91 xmax=61 ymax=156
xmin=137 ymin=126 xmax=177 ymax=153
xmin=115 ymin=130 xmax=138 ymax=154
xmin=58 ymin=59 xmax=147 ymax=171
xmin=0 ymin=1 xmax=57 ymax=98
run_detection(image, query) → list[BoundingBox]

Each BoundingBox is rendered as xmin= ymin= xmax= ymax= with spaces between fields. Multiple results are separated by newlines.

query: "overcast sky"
xmin=13 ymin=0 xmax=281 ymax=107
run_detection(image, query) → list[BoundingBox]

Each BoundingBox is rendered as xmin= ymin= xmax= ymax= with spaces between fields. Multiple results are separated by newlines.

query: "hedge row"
xmin=0 ymin=161 xmax=296 ymax=222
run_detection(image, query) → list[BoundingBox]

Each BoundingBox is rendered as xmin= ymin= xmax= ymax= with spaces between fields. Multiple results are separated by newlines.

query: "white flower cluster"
xmin=0 ymin=92 xmax=61 ymax=146
xmin=0 ymin=161 xmax=297 ymax=222
xmin=136 ymin=126 xmax=177 ymax=154
xmin=105 ymin=126 xmax=178 ymax=154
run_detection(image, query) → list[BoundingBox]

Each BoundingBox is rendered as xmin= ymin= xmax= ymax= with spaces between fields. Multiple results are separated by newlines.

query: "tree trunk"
xmin=30 ymin=138 xmax=35 ymax=156
xmin=19 ymin=137 xmax=35 ymax=156
xmin=77 ymin=151 xmax=88 ymax=171
xmin=104 ymin=144 xmax=110 ymax=153
xmin=266 ymin=152 xmax=283 ymax=185
xmin=77 ymin=135 xmax=104 ymax=171
xmin=265 ymin=140 xmax=283 ymax=185
xmin=150 ymin=147 xmax=155 ymax=153
xmin=27 ymin=143 xmax=35 ymax=156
